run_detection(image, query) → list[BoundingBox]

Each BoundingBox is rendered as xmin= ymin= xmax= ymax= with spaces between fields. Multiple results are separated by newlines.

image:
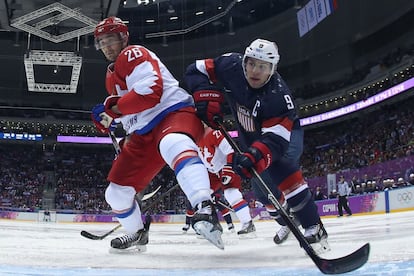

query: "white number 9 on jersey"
xmin=284 ymin=95 xmax=295 ymax=110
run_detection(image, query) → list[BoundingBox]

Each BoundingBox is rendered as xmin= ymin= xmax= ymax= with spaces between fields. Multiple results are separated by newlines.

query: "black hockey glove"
xmin=232 ymin=141 xmax=272 ymax=179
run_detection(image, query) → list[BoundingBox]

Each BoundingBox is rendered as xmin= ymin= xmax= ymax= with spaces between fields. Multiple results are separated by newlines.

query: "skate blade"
xmin=310 ymin=238 xmax=331 ymax=255
xmin=273 ymin=233 xmax=290 ymax=245
xmin=238 ymin=232 xmax=257 ymax=239
xmin=109 ymin=245 xmax=147 ymax=254
xmin=193 ymin=221 xmax=224 ymax=250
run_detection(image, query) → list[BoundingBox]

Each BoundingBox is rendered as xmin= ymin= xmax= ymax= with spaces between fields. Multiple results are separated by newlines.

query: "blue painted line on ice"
xmin=1 ymin=260 xmax=414 ymax=276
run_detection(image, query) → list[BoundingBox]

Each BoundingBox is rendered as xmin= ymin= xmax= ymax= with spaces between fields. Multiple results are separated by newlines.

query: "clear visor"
xmin=244 ymin=59 xmax=273 ymax=74
xmin=94 ymin=33 xmax=125 ymax=50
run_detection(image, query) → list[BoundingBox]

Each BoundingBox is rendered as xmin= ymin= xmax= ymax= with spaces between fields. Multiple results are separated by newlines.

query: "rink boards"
xmin=0 ymin=186 xmax=413 ymax=223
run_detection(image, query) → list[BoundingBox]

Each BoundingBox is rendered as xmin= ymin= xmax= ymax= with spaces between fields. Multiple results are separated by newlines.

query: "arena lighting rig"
xmin=24 ymin=50 xmax=82 ymax=94
xmin=10 ymin=2 xmax=98 ymax=93
xmin=10 ymin=2 xmax=97 ymax=43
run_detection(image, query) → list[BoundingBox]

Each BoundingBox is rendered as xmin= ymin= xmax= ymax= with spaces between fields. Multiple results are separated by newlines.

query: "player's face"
xmin=245 ymin=58 xmax=272 ymax=89
xmin=96 ymin=33 xmax=124 ymax=61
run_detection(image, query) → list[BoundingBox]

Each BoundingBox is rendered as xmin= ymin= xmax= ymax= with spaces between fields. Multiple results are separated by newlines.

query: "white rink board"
xmin=388 ymin=186 xmax=414 ymax=210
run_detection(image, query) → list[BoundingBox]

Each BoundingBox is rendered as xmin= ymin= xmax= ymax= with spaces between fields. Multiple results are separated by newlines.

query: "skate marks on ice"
xmin=0 ymin=211 xmax=413 ymax=275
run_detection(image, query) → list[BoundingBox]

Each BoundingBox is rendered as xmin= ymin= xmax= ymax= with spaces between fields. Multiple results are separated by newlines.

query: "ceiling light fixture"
xmin=228 ymin=16 xmax=235 ymax=35
xmin=167 ymin=4 xmax=175 ymax=14
xmin=137 ymin=0 xmax=150 ymax=5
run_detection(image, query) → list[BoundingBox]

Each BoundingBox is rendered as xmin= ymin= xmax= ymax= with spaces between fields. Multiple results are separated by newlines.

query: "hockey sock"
xmin=286 ymin=188 xmax=319 ymax=228
xmin=176 ymin=162 xmax=211 ymax=207
xmin=114 ymin=201 xmax=144 ymax=233
xmin=224 ymin=188 xmax=251 ymax=224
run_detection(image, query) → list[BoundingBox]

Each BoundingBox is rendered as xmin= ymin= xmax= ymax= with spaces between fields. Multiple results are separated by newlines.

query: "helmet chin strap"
xmin=263 ymin=66 xmax=276 ymax=86
xmin=258 ymin=74 xmax=273 ymax=88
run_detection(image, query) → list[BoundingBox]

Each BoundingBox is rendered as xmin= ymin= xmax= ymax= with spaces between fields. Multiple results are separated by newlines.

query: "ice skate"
xmin=304 ymin=222 xmax=330 ymax=254
xmin=192 ymin=200 xmax=224 ymax=250
xmin=227 ymin=223 xmax=235 ymax=233
xmin=109 ymin=228 xmax=149 ymax=253
xmin=182 ymin=224 xmax=190 ymax=234
xmin=237 ymin=221 xmax=257 ymax=239
xmin=273 ymin=225 xmax=291 ymax=244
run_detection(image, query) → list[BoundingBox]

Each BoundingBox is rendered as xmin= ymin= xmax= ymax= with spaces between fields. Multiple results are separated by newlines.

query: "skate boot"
xmin=110 ymin=228 xmax=149 ymax=253
xmin=273 ymin=225 xmax=291 ymax=244
xmin=192 ymin=200 xmax=224 ymax=250
xmin=182 ymin=224 xmax=190 ymax=233
xmin=237 ymin=221 xmax=257 ymax=239
xmin=109 ymin=215 xmax=151 ymax=253
xmin=304 ymin=222 xmax=330 ymax=254
xmin=227 ymin=223 xmax=235 ymax=233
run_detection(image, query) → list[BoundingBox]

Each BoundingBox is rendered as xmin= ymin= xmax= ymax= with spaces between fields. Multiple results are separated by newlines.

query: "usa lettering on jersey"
xmin=236 ymin=104 xmax=255 ymax=132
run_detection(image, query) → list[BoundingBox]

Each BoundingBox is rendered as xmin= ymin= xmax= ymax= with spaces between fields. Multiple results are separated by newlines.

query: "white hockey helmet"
xmin=243 ymin=38 xmax=280 ymax=75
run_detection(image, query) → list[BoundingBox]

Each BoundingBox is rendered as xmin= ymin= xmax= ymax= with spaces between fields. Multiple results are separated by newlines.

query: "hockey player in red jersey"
xmin=199 ymin=126 xmax=256 ymax=237
xmin=91 ymin=16 xmax=223 ymax=251
xmin=184 ymin=38 xmax=329 ymax=252
xmin=183 ymin=125 xmax=256 ymax=237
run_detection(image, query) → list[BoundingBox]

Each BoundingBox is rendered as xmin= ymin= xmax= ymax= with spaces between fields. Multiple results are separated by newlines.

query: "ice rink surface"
xmin=1 ymin=210 xmax=414 ymax=276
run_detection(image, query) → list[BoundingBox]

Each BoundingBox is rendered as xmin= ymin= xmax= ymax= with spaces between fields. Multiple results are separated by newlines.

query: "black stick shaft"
xmin=109 ymin=132 xmax=121 ymax=155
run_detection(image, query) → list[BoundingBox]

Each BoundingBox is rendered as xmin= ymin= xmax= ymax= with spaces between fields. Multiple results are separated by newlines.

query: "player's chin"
xmin=248 ymin=79 xmax=264 ymax=89
xmin=104 ymin=53 xmax=117 ymax=61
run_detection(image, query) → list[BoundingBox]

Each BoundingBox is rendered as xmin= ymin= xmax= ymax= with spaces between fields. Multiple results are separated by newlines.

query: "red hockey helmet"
xmin=94 ymin=16 xmax=129 ymax=50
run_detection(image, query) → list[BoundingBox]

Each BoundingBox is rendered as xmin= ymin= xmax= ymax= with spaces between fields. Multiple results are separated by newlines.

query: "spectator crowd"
xmin=1 ymin=94 xmax=412 ymax=214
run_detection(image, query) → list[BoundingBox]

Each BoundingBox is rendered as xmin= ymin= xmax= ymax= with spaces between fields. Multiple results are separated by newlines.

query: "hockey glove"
xmin=193 ymin=90 xmax=224 ymax=129
xmin=220 ymin=164 xmax=237 ymax=185
xmin=232 ymin=141 xmax=272 ymax=179
xmin=91 ymin=96 xmax=121 ymax=134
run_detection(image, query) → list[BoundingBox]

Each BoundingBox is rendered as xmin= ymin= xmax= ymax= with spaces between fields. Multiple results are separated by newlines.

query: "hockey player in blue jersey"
xmin=184 ymin=38 xmax=329 ymax=250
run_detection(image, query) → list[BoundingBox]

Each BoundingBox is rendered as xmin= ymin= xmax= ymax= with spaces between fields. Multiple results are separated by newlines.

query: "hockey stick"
xmin=215 ymin=199 xmax=235 ymax=213
xmin=109 ymin=131 xmax=121 ymax=155
xmin=142 ymin=185 xmax=162 ymax=201
xmin=214 ymin=118 xmax=370 ymax=275
xmin=80 ymin=183 xmax=180 ymax=240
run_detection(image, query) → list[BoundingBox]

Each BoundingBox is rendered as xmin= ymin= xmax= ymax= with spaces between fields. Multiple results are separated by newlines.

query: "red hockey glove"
xmin=193 ymin=90 xmax=224 ymax=129
xmin=103 ymin=95 xmax=122 ymax=119
xmin=232 ymin=141 xmax=272 ymax=179
xmin=91 ymin=96 xmax=121 ymax=134
xmin=220 ymin=164 xmax=237 ymax=185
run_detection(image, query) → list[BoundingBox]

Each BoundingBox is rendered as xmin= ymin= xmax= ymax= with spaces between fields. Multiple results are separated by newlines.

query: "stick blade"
xmin=142 ymin=185 xmax=161 ymax=201
xmin=316 ymin=243 xmax=370 ymax=274
xmin=80 ymin=230 xmax=103 ymax=240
